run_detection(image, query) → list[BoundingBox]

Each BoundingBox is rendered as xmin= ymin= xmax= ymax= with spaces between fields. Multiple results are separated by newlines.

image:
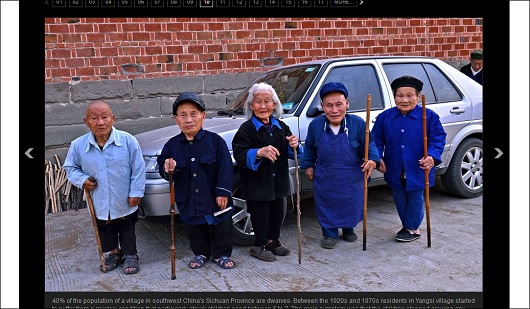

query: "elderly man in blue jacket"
xmin=300 ymin=82 xmax=380 ymax=249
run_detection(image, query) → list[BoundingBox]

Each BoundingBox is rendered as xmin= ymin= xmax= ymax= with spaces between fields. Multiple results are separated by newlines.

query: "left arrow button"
xmin=25 ymin=148 xmax=34 ymax=159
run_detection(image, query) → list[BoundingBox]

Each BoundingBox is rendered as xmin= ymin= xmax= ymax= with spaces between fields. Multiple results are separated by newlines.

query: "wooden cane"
xmin=84 ymin=177 xmax=106 ymax=273
xmin=363 ymin=94 xmax=371 ymax=251
xmin=422 ymin=95 xmax=432 ymax=247
xmin=293 ymin=147 xmax=302 ymax=264
xmin=168 ymin=171 xmax=177 ymax=279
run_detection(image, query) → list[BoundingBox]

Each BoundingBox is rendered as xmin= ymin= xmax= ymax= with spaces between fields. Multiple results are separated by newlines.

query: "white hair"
xmin=243 ymin=82 xmax=283 ymax=120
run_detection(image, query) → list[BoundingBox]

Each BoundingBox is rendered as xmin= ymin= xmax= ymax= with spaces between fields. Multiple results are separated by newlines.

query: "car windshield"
xmin=224 ymin=64 xmax=321 ymax=114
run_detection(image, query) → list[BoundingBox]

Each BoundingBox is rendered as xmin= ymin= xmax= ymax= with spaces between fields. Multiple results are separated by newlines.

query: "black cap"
xmin=319 ymin=82 xmax=349 ymax=100
xmin=390 ymin=75 xmax=423 ymax=93
xmin=470 ymin=49 xmax=483 ymax=60
xmin=172 ymin=92 xmax=206 ymax=115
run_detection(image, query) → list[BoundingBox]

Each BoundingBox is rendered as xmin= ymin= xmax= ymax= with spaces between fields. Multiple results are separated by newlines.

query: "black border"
xmin=26 ymin=1 xmax=510 ymax=308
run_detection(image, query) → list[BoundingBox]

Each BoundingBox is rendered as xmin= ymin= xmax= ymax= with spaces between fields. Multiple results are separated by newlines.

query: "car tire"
xmin=231 ymin=175 xmax=287 ymax=246
xmin=441 ymin=137 xmax=483 ymax=198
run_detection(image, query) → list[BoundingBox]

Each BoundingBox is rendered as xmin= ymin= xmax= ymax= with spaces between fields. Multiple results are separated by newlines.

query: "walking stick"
xmin=293 ymin=147 xmax=302 ymax=264
xmin=422 ymin=95 xmax=432 ymax=247
xmin=168 ymin=171 xmax=176 ymax=279
xmin=85 ymin=177 xmax=106 ymax=272
xmin=363 ymin=94 xmax=371 ymax=251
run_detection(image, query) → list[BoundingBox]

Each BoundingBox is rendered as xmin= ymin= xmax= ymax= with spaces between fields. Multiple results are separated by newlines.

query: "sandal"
xmin=212 ymin=256 xmax=235 ymax=269
xmin=99 ymin=252 xmax=124 ymax=272
xmin=188 ymin=255 xmax=207 ymax=269
xmin=123 ymin=255 xmax=140 ymax=275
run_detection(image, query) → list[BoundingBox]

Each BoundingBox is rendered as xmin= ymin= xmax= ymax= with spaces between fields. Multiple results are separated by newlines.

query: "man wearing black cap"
xmin=371 ymin=76 xmax=446 ymax=242
xmin=157 ymin=92 xmax=236 ymax=269
xmin=460 ymin=49 xmax=483 ymax=85
xmin=300 ymin=82 xmax=379 ymax=249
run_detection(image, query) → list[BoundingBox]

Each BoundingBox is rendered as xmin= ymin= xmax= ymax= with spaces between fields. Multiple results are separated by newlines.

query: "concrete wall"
xmin=45 ymin=71 xmax=264 ymax=161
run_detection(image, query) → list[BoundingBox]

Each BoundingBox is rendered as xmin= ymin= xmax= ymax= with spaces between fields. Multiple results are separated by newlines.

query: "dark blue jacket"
xmin=232 ymin=116 xmax=301 ymax=201
xmin=158 ymin=128 xmax=233 ymax=223
xmin=460 ymin=63 xmax=483 ymax=85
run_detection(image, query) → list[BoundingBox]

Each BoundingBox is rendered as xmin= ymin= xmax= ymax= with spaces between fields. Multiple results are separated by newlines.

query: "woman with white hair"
xmin=232 ymin=82 xmax=303 ymax=262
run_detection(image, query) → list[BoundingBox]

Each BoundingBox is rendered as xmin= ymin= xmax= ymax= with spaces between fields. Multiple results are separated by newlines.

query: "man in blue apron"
xmin=300 ymin=82 xmax=380 ymax=249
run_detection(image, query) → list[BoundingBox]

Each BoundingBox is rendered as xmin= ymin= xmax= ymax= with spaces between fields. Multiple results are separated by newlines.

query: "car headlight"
xmin=144 ymin=156 xmax=159 ymax=173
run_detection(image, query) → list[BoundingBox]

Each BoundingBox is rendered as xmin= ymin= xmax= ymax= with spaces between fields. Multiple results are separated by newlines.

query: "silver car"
xmin=134 ymin=56 xmax=483 ymax=245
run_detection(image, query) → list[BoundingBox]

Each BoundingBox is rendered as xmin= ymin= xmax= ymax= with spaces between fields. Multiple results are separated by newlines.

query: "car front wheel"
xmin=231 ymin=176 xmax=287 ymax=246
xmin=441 ymin=137 xmax=483 ymax=198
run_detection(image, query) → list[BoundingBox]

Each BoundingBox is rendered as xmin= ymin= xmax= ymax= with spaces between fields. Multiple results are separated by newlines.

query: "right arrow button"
xmin=494 ymin=148 xmax=503 ymax=159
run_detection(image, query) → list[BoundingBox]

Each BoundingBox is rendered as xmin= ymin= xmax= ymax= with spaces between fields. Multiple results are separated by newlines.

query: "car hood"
xmin=134 ymin=116 xmax=247 ymax=156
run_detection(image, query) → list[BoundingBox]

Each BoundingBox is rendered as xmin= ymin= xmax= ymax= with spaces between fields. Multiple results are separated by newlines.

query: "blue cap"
xmin=319 ymin=82 xmax=348 ymax=100
xmin=172 ymin=92 xmax=206 ymax=115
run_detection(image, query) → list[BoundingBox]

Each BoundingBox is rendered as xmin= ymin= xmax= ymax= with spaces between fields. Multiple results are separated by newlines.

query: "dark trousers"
xmin=186 ymin=217 xmax=233 ymax=259
xmin=247 ymin=198 xmax=284 ymax=247
xmin=97 ymin=209 xmax=138 ymax=256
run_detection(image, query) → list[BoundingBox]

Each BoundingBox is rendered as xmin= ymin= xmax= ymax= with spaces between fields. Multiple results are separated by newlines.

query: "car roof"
xmin=279 ymin=55 xmax=438 ymax=68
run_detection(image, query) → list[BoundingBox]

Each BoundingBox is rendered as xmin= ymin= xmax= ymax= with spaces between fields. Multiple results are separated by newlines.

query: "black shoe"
xmin=249 ymin=246 xmax=276 ymax=261
xmin=395 ymin=228 xmax=408 ymax=238
xmin=320 ymin=237 xmax=337 ymax=249
xmin=395 ymin=231 xmax=421 ymax=242
xmin=343 ymin=232 xmax=358 ymax=242
xmin=266 ymin=240 xmax=290 ymax=256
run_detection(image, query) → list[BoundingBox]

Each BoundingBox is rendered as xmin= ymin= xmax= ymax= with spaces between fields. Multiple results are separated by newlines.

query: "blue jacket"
xmin=371 ymin=105 xmax=446 ymax=191
xmin=64 ymin=127 xmax=146 ymax=220
xmin=300 ymin=114 xmax=380 ymax=170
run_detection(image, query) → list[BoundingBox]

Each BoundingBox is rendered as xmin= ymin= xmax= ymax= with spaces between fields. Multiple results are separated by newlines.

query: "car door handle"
xmin=450 ymin=107 xmax=466 ymax=115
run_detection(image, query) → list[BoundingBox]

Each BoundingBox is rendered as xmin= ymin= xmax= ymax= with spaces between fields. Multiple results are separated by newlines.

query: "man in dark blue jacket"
xmin=158 ymin=92 xmax=236 ymax=270
xmin=460 ymin=49 xmax=483 ymax=85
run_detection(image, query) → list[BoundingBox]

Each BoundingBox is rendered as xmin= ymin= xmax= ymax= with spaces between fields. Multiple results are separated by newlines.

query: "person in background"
xmin=232 ymin=82 xmax=303 ymax=262
xmin=64 ymin=100 xmax=146 ymax=275
xmin=460 ymin=49 xmax=483 ymax=85
xmin=299 ymin=82 xmax=379 ymax=249
xmin=371 ymin=75 xmax=446 ymax=242
xmin=157 ymin=92 xmax=236 ymax=269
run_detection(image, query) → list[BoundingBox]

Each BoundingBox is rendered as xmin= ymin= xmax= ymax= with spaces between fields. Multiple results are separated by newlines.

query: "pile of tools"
xmin=44 ymin=155 xmax=84 ymax=214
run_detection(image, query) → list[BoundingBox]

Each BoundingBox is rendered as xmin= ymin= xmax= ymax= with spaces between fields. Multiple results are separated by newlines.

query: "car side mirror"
xmin=306 ymin=105 xmax=323 ymax=117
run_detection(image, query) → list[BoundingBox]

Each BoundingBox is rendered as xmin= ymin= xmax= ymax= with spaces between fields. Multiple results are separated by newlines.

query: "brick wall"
xmin=45 ymin=17 xmax=482 ymax=82
xmin=44 ymin=17 xmax=482 ymax=161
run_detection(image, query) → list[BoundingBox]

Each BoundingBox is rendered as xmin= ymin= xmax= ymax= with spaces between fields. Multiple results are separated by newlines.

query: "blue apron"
xmin=313 ymin=130 xmax=364 ymax=228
